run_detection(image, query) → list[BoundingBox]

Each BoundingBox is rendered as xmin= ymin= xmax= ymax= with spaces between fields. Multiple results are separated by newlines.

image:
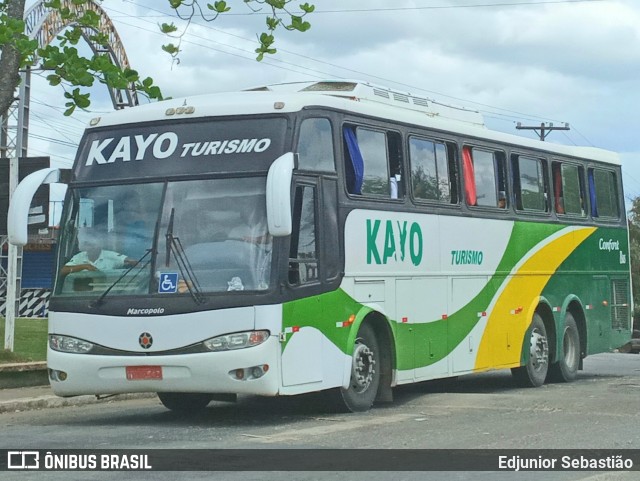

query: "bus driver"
xmin=61 ymin=230 xmax=136 ymax=277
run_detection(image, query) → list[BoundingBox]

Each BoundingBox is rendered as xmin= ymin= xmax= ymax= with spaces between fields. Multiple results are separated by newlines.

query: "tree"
xmin=0 ymin=0 xmax=314 ymax=118
xmin=628 ymin=196 xmax=640 ymax=329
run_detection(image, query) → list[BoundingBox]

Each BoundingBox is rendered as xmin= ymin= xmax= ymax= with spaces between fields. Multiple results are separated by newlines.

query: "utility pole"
xmin=516 ymin=122 xmax=570 ymax=141
xmin=2 ymin=69 xmax=29 ymax=351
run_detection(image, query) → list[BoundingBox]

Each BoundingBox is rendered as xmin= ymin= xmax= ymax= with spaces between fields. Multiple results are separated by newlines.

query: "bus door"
xmin=281 ymin=176 xmax=342 ymax=388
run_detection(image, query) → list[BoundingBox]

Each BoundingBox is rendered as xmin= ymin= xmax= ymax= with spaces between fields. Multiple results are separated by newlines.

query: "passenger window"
xmin=463 ymin=146 xmax=507 ymax=208
xmin=409 ymin=136 xmax=451 ymax=202
xmin=513 ymin=155 xmax=549 ymax=212
xmin=297 ymin=118 xmax=335 ymax=172
xmin=589 ymin=168 xmax=620 ymax=219
xmin=289 ymin=185 xmax=319 ymax=285
xmin=552 ymin=162 xmax=585 ymax=216
xmin=343 ymin=125 xmax=403 ymax=199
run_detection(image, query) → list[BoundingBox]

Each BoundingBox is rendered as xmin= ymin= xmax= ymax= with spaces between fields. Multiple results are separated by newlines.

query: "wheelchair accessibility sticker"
xmin=158 ymin=273 xmax=179 ymax=293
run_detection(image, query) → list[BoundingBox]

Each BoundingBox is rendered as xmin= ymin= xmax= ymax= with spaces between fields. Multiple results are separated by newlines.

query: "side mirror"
xmin=8 ymin=168 xmax=69 ymax=246
xmin=266 ymin=152 xmax=294 ymax=237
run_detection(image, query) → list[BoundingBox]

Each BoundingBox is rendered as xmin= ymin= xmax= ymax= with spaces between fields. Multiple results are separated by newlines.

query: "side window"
xmin=552 ymin=161 xmax=585 ymax=216
xmin=289 ymin=185 xmax=319 ymax=285
xmin=297 ymin=118 xmax=335 ymax=172
xmin=409 ymin=136 xmax=452 ymax=203
xmin=513 ymin=155 xmax=549 ymax=212
xmin=589 ymin=168 xmax=620 ymax=219
xmin=463 ymin=146 xmax=507 ymax=208
xmin=343 ymin=125 xmax=403 ymax=199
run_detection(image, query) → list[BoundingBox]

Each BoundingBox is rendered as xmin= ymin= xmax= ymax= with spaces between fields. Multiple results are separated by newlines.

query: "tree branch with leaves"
xmin=0 ymin=0 xmax=314 ymax=118
xmin=160 ymin=0 xmax=313 ymax=61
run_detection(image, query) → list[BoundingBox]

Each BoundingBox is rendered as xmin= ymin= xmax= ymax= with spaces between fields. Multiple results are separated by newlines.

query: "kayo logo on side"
xmin=366 ymin=219 xmax=423 ymax=266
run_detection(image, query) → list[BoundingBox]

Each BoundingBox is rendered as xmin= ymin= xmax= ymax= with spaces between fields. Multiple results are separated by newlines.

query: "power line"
xmin=115 ymin=0 xmax=571 ymax=126
xmin=30 ymin=133 xmax=78 ymax=148
xmin=31 ymin=112 xmax=78 ymax=144
xmin=119 ymin=0 xmax=607 ymax=16
xmin=26 ymin=0 xmax=602 ymax=152
xmin=110 ymin=16 xmax=331 ymax=80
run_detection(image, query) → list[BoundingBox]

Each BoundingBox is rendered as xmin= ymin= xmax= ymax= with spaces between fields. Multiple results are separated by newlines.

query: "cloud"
xmin=20 ymin=0 xmax=640 ymax=203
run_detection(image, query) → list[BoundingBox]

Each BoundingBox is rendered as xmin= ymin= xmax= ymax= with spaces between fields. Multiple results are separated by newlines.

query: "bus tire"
xmin=547 ymin=313 xmax=580 ymax=383
xmin=340 ymin=323 xmax=380 ymax=412
xmin=157 ymin=392 xmax=212 ymax=412
xmin=511 ymin=313 xmax=549 ymax=387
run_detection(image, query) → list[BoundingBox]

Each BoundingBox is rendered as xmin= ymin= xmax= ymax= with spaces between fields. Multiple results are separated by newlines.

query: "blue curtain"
xmin=343 ymin=127 xmax=364 ymax=194
xmin=588 ymin=170 xmax=598 ymax=217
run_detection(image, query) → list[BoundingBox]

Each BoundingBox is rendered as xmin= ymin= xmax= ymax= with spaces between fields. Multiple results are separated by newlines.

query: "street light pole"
xmin=4 ymin=157 xmax=19 ymax=351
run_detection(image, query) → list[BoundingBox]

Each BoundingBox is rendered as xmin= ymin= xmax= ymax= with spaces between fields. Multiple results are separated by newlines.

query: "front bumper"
xmin=47 ymin=336 xmax=280 ymax=397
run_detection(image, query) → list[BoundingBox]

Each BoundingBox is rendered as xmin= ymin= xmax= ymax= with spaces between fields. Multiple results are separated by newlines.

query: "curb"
xmin=0 ymin=362 xmax=157 ymax=413
xmin=0 ymin=392 xmax=156 ymax=414
xmin=0 ymin=362 xmax=48 ymax=389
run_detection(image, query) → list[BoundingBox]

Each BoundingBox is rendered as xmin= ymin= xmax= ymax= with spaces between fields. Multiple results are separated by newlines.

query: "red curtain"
xmin=462 ymin=146 xmax=477 ymax=206
xmin=554 ymin=165 xmax=564 ymax=214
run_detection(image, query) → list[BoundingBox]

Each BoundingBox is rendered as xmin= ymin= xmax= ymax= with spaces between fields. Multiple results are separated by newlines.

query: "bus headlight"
xmin=203 ymin=330 xmax=270 ymax=352
xmin=49 ymin=334 xmax=94 ymax=354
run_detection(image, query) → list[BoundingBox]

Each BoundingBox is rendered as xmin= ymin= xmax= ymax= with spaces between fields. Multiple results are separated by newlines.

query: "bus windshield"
xmin=54 ymin=176 xmax=273 ymax=298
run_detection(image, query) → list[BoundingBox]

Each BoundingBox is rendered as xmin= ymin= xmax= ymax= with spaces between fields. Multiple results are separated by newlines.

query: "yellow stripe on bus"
xmin=474 ymin=226 xmax=596 ymax=370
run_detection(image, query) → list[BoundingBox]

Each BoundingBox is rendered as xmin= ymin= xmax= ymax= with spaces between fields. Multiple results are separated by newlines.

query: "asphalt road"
xmin=1 ymin=352 xmax=639 ymax=481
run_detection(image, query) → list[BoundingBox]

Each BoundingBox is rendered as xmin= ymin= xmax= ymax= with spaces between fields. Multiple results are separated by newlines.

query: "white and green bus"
xmin=8 ymin=80 xmax=632 ymax=412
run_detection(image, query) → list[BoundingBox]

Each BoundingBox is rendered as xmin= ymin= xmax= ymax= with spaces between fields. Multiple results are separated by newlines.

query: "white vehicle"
xmin=8 ymin=80 xmax=632 ymax=412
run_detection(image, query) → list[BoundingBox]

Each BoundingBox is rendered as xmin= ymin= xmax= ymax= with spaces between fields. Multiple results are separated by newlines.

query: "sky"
xmin=21 ymin=0 xmax=640 ymax=211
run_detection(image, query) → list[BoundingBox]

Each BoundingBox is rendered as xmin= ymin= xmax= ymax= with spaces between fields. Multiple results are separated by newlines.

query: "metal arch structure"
xmin=1 ymin=0 xmax=139 ymax=160
xmin=1 ymin=0 xmax=140 ymax=349
xmin=24 ymin=0 xmax=139 ymax=110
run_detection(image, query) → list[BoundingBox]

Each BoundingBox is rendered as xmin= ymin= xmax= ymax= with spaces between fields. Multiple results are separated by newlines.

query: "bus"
xmin=8 ymin=80 xmax=632 ymax=412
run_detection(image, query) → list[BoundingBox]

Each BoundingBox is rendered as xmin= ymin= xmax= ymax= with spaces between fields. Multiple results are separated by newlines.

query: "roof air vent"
xmin=373 ymin=88 xmax=390 ymax=99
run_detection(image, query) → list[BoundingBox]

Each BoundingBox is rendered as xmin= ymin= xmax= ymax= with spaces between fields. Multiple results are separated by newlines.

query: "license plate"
xmin=126 ymin=365 xmax=163 ymax=380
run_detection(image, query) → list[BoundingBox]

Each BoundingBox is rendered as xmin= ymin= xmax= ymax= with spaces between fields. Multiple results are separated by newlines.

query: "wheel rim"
xmin=563 ymin=327 xmax=579 ymax=370
xmin=350 ymin=341 xmax=375 ymax=393
xmin=529 ymin=328 xmax=548 ymax=373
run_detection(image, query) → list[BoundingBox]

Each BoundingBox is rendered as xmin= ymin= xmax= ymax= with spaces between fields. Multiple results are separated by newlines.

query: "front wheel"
xmin=511 ymin=313 xmax=549 ymax=387
xmin=339 ymin=324 xmax=380 ymax=412
xmin=548 ymin=313 xmax=580 ymax=383
xmin=157 ymin=392 xmax=212 ymax=412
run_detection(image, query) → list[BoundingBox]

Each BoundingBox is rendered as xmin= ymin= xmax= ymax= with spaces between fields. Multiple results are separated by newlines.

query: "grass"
xmin=0 ymin=317 xmax=48 ymax=364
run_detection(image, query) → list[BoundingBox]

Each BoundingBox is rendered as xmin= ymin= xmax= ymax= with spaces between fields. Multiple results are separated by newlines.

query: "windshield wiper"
xmin=90 ymin=249 xmax=152 ymax=308
xmin=165 ymin=208 xmax=205 ymax=305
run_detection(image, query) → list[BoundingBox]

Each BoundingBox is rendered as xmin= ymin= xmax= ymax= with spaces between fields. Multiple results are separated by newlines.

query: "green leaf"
xmin=209 ymin=1 xmax=230 ymax=13
xmin=290 ymin=16 xmax=311 ymax=32
xmin=300 ymin=3 xmax=315 ymax=13
xmin=266 ymin=17 xmax=280 ymax=31
xmin=44 ymin=0 xmax=62 ymax=9
xmin=266 ymin=0 xmax=286 ymax=9
xmin=161 ymin=43 xmax=180 ymax=56
xmin=64 ymin=104 xmax=76 ymax=116
xmin=46 ymin=74 xmax=62 ymax=86
xmin=159 ymin=22 xmax=178 ymax=34
xmin=146 ymin=86 xmax=163 ymax=100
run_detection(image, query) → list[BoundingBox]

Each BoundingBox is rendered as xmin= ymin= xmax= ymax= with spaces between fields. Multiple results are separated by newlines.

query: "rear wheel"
xmin=339 ymin=323 xmax=380 ymax=412
xmin=511 ymin=313 xmax=549 ymax=387
xmin=548 ymin=313 xmax=580 ymax=382
xmin=157 ymin=392 xmax=212 ymax=412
